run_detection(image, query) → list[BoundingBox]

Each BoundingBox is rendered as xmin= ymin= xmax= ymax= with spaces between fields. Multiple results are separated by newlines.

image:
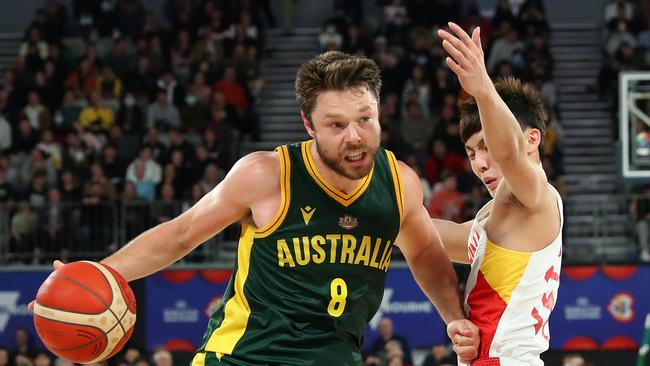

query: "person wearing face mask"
xmin=180 ymin=87 xmax=209 ymax=135
xmin=117 ymin=92 xmax=144 ymax=135
xmin=318 ymin=22 xmax=343 ymax=52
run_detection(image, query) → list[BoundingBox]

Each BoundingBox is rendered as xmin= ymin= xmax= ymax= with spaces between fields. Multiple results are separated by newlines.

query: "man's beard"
xmin=314 ymin=138 xmax=379 ymax=180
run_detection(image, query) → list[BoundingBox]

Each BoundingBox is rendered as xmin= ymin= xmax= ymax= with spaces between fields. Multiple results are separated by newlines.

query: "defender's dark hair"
xmin=459 ymin=77 xmax=548 ymax=156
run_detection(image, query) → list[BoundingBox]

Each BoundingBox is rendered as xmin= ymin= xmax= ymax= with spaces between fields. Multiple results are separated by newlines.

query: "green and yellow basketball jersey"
xmin=194 ymin=140 xmax=404 ymax=366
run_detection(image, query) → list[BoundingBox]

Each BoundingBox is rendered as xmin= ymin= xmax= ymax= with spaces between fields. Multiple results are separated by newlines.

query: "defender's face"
xmin=303 ymin=88 xmax=380 ymax=180
xmin=464 ymin=131 xmax=503 ymax=197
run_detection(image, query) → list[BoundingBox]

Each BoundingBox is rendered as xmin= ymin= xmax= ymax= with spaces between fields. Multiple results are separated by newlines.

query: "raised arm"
xmin=394 ymin=161 xmax=478 ymax=362
xmin=431 ymin=219 xmax=473 ymax=264
xmin=438 ymin=23 xmax=548 ymax=209
xmin=101 ymin=151 xmax=280 ymax=281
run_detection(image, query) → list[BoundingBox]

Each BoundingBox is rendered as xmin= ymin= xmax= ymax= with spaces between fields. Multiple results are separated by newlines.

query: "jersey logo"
xmin=338 ymin=215 xmax=358 ymax=229
xmin=300 ymin=206 xmax=316 ymax=225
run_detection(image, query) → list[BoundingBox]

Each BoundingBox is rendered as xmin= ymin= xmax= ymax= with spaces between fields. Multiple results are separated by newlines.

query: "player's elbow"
xmin=161 ymin=217 xmax=193 ymax=252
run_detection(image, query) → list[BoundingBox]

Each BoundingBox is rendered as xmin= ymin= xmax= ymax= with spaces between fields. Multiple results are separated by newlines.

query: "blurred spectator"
xmin=45 ymin=187 xmax=70 ymax=259
xmin=58 ymin=90 xmax=85 ymax=131
xmin=20 ymin=148 xmax=57 ymax=187
xmin=104 ymin=37 xmax=135 ymax=80
xmin=96 ymin=65 xmax=123 ymax=101
xmin=37 ymin=129 xmax=63 ymax=170
xmin=606 ymin=20 xmax=636 ymax=58
xmin=23 ymin=171 xmax=48 ymax=209
xmin=150 ymin=183 xmax=178 ymax=224
xmin=180 ymin=87 xmax=209 ymax=135
xmin=0 ymin=346 xmax=8 ymax=366
xmin=126 ymin=55 xmax=157 ymax=106
xmin=0 ymin=113 xmax=11 ymax=152
xmin=562 ymin=353 xmax=586 ymax=366
xmin=604 ymin=0 xmax=633 ymax=24
xmin=213 ymin=66 xmax=249 ymax=112
xmin=34 ymin=352 xmax=51 ymax=366
xmin=152 ymin=348 xmax=173 ymax=366
xmin=156 ymin=70 xmax=183 ymax=106
xmin=199 ymin=163 xmax=225 ymax=193
xmin=63 ymin=57 xmax=97 ymax=97
xmin=12 ymin=328 xmax=35 ymax=360
xmin=486 ymin=22 xmax=523 ymax=73
xmin=191 ymin=24 xmax=225 ymax=67
xmin=116 ymin=92 xmax=145 ymax=136
xmin=126 ymin=147 xmax=162 ymax=187
xmin=22 ymin=91 xmax=51 ymax=130
xmin=421 ymin=343 xmax=452 ymax=366
xmin=630 ymin=185 xmax=650 ymax=262
xmin=147 ymin=89 xmax=181 ymax=131
xmin=366 ymin=318 xmax=412 ymax=365
xmin=10 ymin=203 xmax=39 ymax=263
xmin=79 ymin=91 xmax=114 ymax=132
xmin=425 ymin=140 xmax=465 ymax=185
xmin=400 ymin=100 xmax=432 ymax=155
xmin=427 ymin=172 xmax=464 ymax=222
xmin=58 ymin=170 xmax=83 ymax=202
xmin=85 ymin=162 xmax=117 ymax=201
xmin=100 ymin=144 xmax=124 ymax=186
xmin=319 ymin=21 xmax=344 ymax=52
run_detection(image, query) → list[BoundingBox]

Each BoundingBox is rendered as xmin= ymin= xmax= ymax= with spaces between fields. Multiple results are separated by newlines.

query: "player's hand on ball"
xmin=28 ymin=260 xmax=65 ymax=312
xmin=447 ymin=319 xmax=480 ymax=364
xmin=437 ymin=22 xmax=493 ymax=100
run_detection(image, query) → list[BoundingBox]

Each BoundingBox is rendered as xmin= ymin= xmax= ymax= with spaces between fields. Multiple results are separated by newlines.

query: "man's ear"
xmin=526 ymin=128 xmax=541 ymax=154
xmin=302 ymin=111 xmax=315 ymax=138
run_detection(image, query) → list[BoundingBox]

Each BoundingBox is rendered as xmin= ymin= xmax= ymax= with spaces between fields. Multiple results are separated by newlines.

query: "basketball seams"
xmin=82 ymin=261 xmax=131 ymax=330
xmin=34 ymin=261 xmax=137 ymax=364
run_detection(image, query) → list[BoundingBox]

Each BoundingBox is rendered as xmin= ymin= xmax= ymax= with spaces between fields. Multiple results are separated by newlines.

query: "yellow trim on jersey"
xmin=255 ymin=145 xmax=291 ymax=238
xmin=301 ymin=140 xmax=373 ymax=207
xmin=480 ymin=240 xmax=532 ymax=304
xmin=191 ymin=353 xmax=205 ymax=366
xmin=385 ymin=150 xmax=404 ymax=225
xmin=205 ymin=225 xmax=256 ymax=355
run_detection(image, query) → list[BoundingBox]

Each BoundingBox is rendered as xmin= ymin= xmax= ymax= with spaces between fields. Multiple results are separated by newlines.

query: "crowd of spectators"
xmin=0 ymin=328 xmax=176 ymax=366
xmin=318 ymin=0 xmax=563 ymax=242
xmin=0 ymin=0 xmax=271 ymax=264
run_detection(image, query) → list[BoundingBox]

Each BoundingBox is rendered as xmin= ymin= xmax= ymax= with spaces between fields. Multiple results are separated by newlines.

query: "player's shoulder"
xmin=225 ymin=151 xmax=282 ymax=190
xmin=393 ymin=159 xmax=419 ymax=189
xmin=233 ymin=150 xmax=282 ymax=175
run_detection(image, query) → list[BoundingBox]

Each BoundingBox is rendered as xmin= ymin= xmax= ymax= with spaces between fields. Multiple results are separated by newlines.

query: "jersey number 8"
xmin=327 ymin=278 xmax=347 ymax=317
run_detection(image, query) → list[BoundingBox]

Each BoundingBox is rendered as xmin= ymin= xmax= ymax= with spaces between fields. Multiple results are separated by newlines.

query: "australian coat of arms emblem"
xmin=338 ymin=215 xmax=358 ymax=229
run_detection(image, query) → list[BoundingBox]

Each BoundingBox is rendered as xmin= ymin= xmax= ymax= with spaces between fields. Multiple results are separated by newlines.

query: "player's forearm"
xmin=407 ymin=243 xmax=466 ymax=324
xmin=475 ymin=86 xmax=526 ymax=163
xmin=101 ymin=220 xmax=194 ymax=281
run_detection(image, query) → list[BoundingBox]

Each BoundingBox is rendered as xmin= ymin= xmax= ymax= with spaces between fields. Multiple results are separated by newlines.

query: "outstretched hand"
xmin=447 ymin=318 xmax=480 ymax=364
xmin=28 ymin=260 xmax=66 ymax=312
xmin=437 ymin=22 xmax=494 ymax=99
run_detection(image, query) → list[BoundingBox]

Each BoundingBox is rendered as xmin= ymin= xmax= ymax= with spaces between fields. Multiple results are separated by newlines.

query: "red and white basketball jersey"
xmin=463 ymin=186 xmax=563 ymax=366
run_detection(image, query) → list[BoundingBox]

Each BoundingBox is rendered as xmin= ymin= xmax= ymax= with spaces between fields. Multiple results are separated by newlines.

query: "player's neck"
xmin=310 ymin=141 xmax=365 ymax=195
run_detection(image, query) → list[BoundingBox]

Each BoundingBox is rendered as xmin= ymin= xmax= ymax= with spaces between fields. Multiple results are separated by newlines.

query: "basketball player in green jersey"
xmin=33 ymin=52 xmax=479 ymax=365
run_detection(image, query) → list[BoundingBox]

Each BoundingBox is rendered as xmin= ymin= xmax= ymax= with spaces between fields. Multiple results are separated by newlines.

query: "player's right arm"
xmin=431 ymin=219 xmax=473 ymax=264
xmin=100 ymin=151 xmax=281 ymax=281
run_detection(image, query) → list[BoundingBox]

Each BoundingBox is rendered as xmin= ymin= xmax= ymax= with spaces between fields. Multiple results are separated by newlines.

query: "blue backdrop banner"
xmin=0 ymin=272 xmax=49 ymax=350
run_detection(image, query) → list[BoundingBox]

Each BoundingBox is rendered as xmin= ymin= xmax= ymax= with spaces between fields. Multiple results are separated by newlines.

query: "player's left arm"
xmin=395 ymin=161 xmax=479 ymax=362
xmin=439 ymin=22 xmax=548 ymax=209
xmin=395 ymin=161 xmax=464 ymax=323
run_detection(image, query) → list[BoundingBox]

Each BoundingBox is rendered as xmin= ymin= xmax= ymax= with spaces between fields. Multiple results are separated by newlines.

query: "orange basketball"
xmin=33 ymin=261 xmax=137 ymax=364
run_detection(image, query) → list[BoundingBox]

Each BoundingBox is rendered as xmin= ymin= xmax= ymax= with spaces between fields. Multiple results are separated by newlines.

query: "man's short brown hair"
xmin=295 ymin=51 xmax=382 ymax=122
xmin=459 ymin=77 xmax=548 ymax=155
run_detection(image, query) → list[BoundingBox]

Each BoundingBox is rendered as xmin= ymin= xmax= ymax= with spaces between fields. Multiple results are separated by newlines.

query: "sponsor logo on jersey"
xmin=300 ymin=206 xmax=315 ymax=225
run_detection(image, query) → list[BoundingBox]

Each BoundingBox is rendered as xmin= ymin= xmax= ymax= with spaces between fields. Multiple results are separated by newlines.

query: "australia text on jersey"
xmin=276 ymin=234 xmax=393 ymax=271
